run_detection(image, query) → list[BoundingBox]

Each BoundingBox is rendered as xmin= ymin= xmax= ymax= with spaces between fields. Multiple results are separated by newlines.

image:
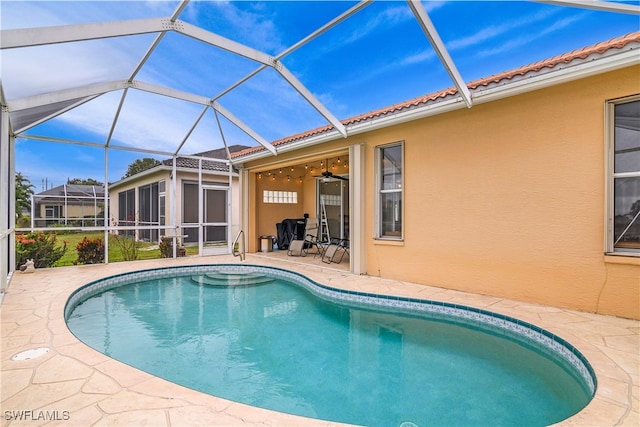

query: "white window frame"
xmin=375 ymin=141 xmax=404 ymax=240
xmin=262 ymin=190 xmax=298 ymax=204
xmin=605 ymin=95 xmax=640 ymax=256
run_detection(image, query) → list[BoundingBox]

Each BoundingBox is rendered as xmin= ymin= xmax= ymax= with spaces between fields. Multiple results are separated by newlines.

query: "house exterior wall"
xmin=244 ymin=65 xmax=640 ymax=319
xmin=36 ymin=202 xmax=101 ymax=219
xmin=109 ymin=171 xmax=169 ymax=227
xmin=109 ymin=169 xmax=239 ymax=242
xmin=254 ymin=174 xmax=306 ymax=241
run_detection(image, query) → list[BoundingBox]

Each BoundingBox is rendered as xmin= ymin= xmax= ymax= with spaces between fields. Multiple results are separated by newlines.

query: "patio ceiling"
xmin=1 ymin=0 xmax=638 ymax=167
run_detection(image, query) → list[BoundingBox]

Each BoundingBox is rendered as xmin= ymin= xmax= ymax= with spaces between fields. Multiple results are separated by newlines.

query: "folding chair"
xmin=322 ymin=238 xmax=349 ymax=264
xmin=287 ymin=218 xmax=319 ymax=257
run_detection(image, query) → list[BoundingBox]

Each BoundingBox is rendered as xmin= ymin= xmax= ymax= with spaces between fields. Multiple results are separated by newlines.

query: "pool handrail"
xmin=232 ymin=229 xmax=245 ymax=261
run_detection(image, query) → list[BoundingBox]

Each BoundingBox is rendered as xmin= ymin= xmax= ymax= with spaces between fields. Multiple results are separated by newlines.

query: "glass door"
xmin=317 ymin=178 xmax=349 ymax=240
xmin=182 ymin=182 xmax=230 ymax=255
xmin=202 ymin=186 xmax=228 ymax=255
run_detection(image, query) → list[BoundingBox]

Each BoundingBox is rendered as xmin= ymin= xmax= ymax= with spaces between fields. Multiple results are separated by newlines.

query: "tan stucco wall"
xmin=37 ymin=203 xmax=102 ymax=219
xmin=245 ymin=65 xmax=640 ymax=319
xmin=109 ymin=171 xmax=169 ymax=226
xmin=254 ymin=173 xmax=307 ymax=242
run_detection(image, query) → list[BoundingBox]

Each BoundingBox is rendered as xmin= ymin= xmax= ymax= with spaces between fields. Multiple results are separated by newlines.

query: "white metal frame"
xmin=374 ymin=141 xmax=404 ymax=241
xmin=1 ymin=0 xmax=638 ymax=290
xmin=605 ymin=94 xmax=640 ymax=255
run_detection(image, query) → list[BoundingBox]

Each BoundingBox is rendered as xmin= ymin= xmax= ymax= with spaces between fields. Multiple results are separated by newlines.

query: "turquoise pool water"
xmin=65 ymin=265 xmax=594 ymax=426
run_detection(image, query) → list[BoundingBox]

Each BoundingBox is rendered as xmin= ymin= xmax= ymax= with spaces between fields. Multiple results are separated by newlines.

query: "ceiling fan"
xmin=313 ymin=159 xmax=348 ymax=181
xmin=317 ymin=170 xmax=348 ymax=181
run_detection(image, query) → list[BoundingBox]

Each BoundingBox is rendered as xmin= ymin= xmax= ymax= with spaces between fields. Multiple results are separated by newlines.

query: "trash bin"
xmin=260 ymin=235 xmax=273 ymax=252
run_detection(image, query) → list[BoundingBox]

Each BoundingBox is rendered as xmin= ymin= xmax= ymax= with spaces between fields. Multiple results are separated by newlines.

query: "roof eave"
xmin=108 ymin=164 xmax=238 ymax=190
xmin=234 ymin=44 xmax=640 ymax=165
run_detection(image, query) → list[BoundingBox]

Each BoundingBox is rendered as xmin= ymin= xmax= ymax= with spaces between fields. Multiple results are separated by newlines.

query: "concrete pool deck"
xmin=1 ymin=255 xmax=638 ymax=426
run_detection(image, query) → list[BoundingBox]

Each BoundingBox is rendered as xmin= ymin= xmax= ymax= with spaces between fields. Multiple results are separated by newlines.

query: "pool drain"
xmin=399 ymin=422 xmax=418 ymax=427
xmin=11 ymin=347 xmax=50 ymax=361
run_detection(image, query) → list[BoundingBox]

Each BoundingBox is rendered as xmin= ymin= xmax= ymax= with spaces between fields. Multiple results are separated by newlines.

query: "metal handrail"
xmin=232 ymin=229 xmax=245 ymax=261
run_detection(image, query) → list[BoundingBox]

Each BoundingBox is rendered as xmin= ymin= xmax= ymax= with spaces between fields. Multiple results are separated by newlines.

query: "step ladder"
xmin=319 ymin=196 xmax=330 ymax=243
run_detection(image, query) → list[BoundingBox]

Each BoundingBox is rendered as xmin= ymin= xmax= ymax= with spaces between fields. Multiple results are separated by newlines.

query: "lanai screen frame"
xmin=1 ymin=0 xmax=638 ymax=293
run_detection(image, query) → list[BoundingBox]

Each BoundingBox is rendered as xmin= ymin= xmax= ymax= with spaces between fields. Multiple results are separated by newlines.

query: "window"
xmin=138 ymin=182 xmax=160 ymax=242
xmin=376 ymin=142 xmax=403 ymax=239
xmin=118 ymin=189 xmax=135 ymax=237
xmin=607 ymin=97 xmax=640 ymax=254
xmin=263 ymin=190 xmax=298 ymax=204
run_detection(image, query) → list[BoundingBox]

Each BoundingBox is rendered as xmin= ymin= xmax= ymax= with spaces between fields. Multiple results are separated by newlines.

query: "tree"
xmin=123 ymin=158 xmax=161 ymax=178
xmin=67 ymin=178 xmax=103 ymax=186
xmin=15 ymin=172 xmax=35 ymax=218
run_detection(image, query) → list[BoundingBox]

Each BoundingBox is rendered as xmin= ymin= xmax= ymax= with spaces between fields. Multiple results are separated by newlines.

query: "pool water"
xmin=67 ymin=270 xmax=592 ymax=426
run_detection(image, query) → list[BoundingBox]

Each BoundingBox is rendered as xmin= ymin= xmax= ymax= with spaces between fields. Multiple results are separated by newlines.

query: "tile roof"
xmin=232 ymin=31 xmax=640 ymax=160
xmin=162 ymin=144 xmax=250 ymax=172
xmin=36 ymin=184 xmax=105 ymax=198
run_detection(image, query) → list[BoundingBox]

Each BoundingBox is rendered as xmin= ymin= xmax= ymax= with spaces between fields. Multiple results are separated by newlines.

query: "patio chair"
xmin=287 ymin=218 xmax=319 ymax=257
xmin=322 ymin=238 xmax=349 ymax=264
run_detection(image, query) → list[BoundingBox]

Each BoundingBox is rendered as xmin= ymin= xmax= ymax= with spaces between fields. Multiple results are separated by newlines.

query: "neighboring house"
xmin=233 ymin=32 xmax=640 ymax=320
xmin=108 ymin=145 xmax=247 ymax=253
xmin=32 ymin=184 xmax=105 ymax=228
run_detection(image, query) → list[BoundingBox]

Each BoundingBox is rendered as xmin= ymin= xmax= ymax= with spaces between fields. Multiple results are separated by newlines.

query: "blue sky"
xmin=1 ymin=0 xmax=638 ymax=191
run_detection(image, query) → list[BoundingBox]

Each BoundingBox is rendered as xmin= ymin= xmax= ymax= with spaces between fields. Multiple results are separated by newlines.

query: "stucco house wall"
xmin=243 ymin=64 xmax=639 ymax=319
xmin=109 ymin=170 xmax=169 ymax=227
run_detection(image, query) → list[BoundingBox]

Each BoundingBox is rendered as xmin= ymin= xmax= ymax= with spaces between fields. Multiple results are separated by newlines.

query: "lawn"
xmin=53 ymin=232 xmax=198 ymax=267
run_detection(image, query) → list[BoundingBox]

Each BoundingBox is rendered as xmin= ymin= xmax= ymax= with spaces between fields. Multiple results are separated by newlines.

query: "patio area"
xmin=1 ymin=254 xmax=638 ymax=426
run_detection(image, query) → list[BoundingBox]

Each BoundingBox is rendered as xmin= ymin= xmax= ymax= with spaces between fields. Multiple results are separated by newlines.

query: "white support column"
xmin=172 ymin=157 xmax=177 ymax=258
xmin=407 ymin=0 xmax=473 ymax=108
xmin=0 ymin=105 xmax=10 ymax=293
xmin=349 ymin=144 xmax=366 ymax=275
xmin=227 ymin=162 xmax=233 ymax=255
xmin=197 ymin=158 xmax=203 ymax=257
xmin=213 ymin=103 xmax=277 ymax=155
xmin=63 ymin=184 xmax=68 ymax=225
xmin=103 ymin=147 xmax=109 ymax=264
xmin=0 ymin=18 xmax=167 ymax=49
xmin=9 ymin=134 xmax=16 ymax=274
xmin=275 ymin=63 xmax=347 ymax=137
xmin=239 ymin=168 xmax=250 ymax=253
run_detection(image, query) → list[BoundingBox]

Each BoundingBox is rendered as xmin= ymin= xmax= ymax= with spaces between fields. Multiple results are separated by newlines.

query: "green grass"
xmin=52 ymin=232 xmax=199 ymax=267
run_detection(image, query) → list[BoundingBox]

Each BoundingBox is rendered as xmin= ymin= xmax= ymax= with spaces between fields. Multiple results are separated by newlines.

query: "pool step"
xmin=190 ymin=272 xmax=274 ymax=287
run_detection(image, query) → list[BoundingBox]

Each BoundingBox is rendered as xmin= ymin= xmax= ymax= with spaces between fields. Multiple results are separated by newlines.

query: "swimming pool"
xmin=65 ymin=264 xmax=595 ymax=426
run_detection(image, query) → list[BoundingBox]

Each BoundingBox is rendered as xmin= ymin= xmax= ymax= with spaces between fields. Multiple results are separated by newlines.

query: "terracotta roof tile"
xmin=233 ymin=31 xmax=640 ymax=160
xmin=164 ymin=144 xmax=250 ymax=171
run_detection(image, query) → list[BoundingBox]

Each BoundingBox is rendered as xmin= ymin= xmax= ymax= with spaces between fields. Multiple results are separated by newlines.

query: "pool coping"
xmin=2 ymin=255 xmax=638 ymax=426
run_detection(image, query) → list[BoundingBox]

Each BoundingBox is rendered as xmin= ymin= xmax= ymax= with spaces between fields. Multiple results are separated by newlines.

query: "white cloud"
xmin=401 ymin=49 xmax=436 ymax=66
xmin=475 ymin=12 xmax=586 ymax=58
xmin=446 ymin=8 xmax=560 ymax=51
xmin=343 ymin=4 xmax=413 ymax=45
xmin=2 ymin=37 xmax=151 ymax=100
xmin=193 ymin=1 xmax=286 ymax=54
